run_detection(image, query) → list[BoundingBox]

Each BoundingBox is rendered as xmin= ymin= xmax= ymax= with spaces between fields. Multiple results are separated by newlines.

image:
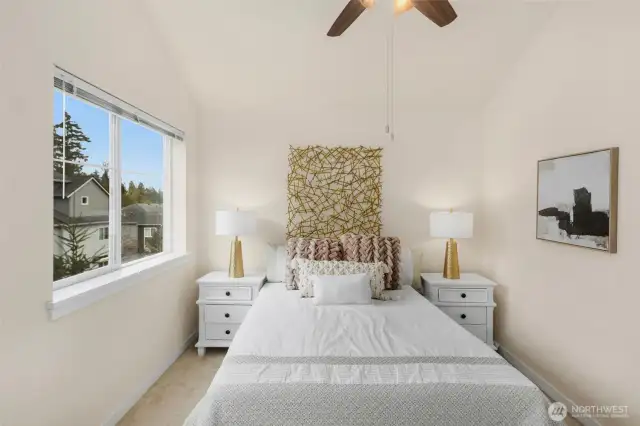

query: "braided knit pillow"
xmin=295 ymin=259 xmax=390 ymax=300
xmin=339 ymin=234 xmax=402 ymax=290
xmin=285 ymin=237 xmax=343 ymax=290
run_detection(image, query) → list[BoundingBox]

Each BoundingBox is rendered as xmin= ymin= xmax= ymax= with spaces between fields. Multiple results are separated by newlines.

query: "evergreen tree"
xmin=53 ymin=112 xmax=90 ymax=176
xmin=53 ymin=218 xmax=108 ymax=281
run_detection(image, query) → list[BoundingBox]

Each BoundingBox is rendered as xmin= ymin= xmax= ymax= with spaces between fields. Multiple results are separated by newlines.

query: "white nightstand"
xmin=195 ymin=272 xmax=265 ymax=356
xmin=421 ymin=273 xmax=497 ymax=350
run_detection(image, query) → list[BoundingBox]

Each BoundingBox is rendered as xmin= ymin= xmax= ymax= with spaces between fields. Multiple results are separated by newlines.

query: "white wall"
xmin=188 ymin=0 xmax=557 ymax=274
xmin=482 ymin=1 xmax=640 ymax=423
xmin=0 ymin=1 xmax=199 ymax=425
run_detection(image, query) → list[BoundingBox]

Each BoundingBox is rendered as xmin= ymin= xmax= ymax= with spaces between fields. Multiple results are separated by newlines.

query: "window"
xmin=144 ymin=227 xmax=156 ymax=239
xmin=99 ymin=227 xmax=108 ymax=240
xmin=53 ymin=67 xmax=184 ymax=290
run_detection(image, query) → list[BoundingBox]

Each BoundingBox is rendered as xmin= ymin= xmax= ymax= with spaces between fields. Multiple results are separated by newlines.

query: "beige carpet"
xmin=118 ymin=346 xmax=581 ymax=426
xmin=117 ymin=347 xmax=226 ymax=426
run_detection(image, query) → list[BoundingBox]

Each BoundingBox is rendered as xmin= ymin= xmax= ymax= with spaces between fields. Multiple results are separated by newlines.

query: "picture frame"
xmin=536 ymin=148 xmax=619 ymax=253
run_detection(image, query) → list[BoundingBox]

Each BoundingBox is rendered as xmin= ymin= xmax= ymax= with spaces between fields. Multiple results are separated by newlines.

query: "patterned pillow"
xmin=285 ymin=237 xmax=343 ymax=290
xmin=295 ymin=259 xmax=390 ymax=300
xmin=340 ymin=234 xmax=402 ymax=290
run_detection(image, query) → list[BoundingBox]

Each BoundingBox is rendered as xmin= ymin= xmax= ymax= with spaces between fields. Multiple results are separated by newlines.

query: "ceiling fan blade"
xmin=413 ymin=0 xmax=457 ymax=27
xmin=327 ymin=0 xmax=368 ymax=37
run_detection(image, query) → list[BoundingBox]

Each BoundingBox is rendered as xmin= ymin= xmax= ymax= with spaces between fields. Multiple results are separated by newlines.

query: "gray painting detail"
xmin=184 ymin=383 xmax=556 ymax=426
xmin=537 ymin=149 xmax=617 ymax=251
xmin=226 ymin=355 xmax=509 ymax=366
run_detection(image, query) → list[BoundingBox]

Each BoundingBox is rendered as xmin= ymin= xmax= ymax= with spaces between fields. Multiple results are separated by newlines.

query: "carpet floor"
xmin=117 ymin=347 xmax=226 ymax=426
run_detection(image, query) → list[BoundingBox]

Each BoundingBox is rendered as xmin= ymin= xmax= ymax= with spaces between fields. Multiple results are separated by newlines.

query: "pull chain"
xmin=385 ymin=0 xmax=395 ymax=141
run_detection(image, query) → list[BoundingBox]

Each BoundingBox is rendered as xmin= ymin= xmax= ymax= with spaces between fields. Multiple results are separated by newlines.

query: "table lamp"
xmin=430 ymin=210 xmax=473 ymax=279
xmin=216 ymin=210 xmax=256 ymax=278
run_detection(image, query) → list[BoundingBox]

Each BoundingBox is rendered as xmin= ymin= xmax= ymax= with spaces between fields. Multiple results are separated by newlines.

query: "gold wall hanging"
xmin=287 ymin=146 xmax=383 ymax=239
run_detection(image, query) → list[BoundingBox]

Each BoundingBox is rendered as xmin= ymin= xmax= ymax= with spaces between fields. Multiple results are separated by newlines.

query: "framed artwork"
xmin=537 ymin=148 xmax=619 ymax=253
xmin=286 ymin=146 xmax=382 ymax=239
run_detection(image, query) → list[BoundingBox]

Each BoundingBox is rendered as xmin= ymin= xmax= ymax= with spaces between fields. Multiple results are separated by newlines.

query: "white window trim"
xmin=52 ymin=67 xmax=187 ymax=308
xmin=81 ymin=195 xmax=89 ymax=205
xmin=49 ymin=252 xmax=192 ymax=320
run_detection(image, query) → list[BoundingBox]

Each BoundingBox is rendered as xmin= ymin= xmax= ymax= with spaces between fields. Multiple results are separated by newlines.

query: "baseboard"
xmin=498 ymin=343 xmax=602 ymax=426
xmin=102 ymin=330 xmax=198 ymax=426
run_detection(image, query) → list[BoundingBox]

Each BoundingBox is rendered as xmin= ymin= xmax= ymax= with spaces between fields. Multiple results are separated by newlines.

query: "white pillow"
xmin=266 ymin=245 xmax=286 ymax=282
xmin=296 ymin=259 xmax=389 ymax=299
xmin=312 ymin=274 xmax=372 ymax=305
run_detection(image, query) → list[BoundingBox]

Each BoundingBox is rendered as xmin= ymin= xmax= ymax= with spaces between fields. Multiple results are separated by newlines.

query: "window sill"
xmin=48 ymin=252 xmax=192 ymax=320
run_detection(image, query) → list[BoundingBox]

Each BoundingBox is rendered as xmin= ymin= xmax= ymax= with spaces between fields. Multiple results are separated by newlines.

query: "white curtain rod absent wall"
xmin=53 ymin=65 xmax=185 ymax=141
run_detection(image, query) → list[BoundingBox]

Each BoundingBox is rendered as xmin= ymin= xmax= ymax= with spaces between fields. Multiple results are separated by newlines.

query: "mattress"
xmin=184 ymin=283 xmax=559 ymax=426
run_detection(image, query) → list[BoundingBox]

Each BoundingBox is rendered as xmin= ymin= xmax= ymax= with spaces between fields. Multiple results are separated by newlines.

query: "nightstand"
xmin=195 ymin=272 xmax=265 ymax=356
xmin=421 ymin=273 xmax=497 ymax=350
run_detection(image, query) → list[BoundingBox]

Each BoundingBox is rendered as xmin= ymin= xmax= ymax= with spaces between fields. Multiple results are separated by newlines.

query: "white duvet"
xmin=185 ymin=283 xmax=560 ymax=426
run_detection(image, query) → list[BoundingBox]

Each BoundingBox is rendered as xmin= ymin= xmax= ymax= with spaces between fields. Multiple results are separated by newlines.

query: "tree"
xmin=54 ymin=219 xmax=108 ymax=281
xmin=53 ymin=112 xmax=91 ymax=176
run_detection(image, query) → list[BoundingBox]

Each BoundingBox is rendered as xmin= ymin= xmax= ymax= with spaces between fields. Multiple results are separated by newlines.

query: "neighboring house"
xmin=122 ymin=203 xmax=163 ymax=253
xmin=53 ymin=173 xmax=162 ymax=268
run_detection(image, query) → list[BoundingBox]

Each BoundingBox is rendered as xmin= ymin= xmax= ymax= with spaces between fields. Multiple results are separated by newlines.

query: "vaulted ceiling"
xmin=144 ymin=0 xmax=558 ymax=112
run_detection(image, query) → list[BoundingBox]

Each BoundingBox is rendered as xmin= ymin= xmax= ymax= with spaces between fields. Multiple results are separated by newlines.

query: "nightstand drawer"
xmin=438 ymin=288 xmax=487 ymax=303
xmin=201 ymin=286 xmax=252 ymax=301
xmin=463 ymin=324 xmax=487 ymax=342
xmin=440 ymin=306 xmax=486 ymax=325
xmin=205 ymin=323 xmax=240 ymax=340
xmin=204 ymin=305 xmax=251 ymax=323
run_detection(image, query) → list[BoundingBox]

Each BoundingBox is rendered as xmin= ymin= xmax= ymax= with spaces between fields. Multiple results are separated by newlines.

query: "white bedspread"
xmin=185 ymin=283 xmax=560 ymax=426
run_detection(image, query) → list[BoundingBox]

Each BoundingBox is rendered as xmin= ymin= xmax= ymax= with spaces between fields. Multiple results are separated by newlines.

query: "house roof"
xmin=53 ymin=173 xmax=109 ymax=198
xmin=122 ymin=203 xmax=163 ymax=225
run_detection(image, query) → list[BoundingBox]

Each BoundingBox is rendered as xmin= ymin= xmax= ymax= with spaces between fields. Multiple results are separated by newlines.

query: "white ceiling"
xmin=143 ymin=0 xmax=558 ymax=111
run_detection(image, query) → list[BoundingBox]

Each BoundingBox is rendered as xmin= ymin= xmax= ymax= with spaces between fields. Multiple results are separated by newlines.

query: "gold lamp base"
xmin=228 ymin=237 xmax=245 ymax=278
xmin=443 ymin=238 xmax=460 ymax=279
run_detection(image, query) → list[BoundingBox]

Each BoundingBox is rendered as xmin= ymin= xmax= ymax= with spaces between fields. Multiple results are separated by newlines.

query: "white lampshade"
xmin=215 ymin=210 xmax=256 ymax=236
xmin=430 ymin=211 xmax=474 ymax=239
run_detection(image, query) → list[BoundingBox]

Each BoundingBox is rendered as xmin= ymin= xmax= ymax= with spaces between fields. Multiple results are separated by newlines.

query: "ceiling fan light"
xmin=359 ymin=0 xmax=375 ymax=8
xmin=394 ymin=0 xmax=413 ymax=14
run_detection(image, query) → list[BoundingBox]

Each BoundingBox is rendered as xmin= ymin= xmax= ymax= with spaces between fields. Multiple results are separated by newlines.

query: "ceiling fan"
xmin=327 ymin=0 xmax=457 ymax=37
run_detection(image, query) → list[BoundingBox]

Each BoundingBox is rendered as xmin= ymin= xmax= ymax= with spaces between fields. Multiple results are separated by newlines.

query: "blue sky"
xmin=54 ymin=90 xmax=163 ymax=189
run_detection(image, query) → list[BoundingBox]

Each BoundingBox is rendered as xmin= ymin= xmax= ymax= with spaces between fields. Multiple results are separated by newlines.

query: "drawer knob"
xmin=460 ymin=314 xmax=467 ymax=319
xmin=225 ymin=330 xmax=231 ymax=335
xmin=224 ymin=313 xmax=230 ymax=318
xmin=225 ymin=291 xmax=231 ymax=297
xmin=461 ymin=293 xmax=467 ymax=299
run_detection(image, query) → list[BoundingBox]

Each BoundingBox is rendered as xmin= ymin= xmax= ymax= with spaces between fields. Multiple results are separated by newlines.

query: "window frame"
xmin=53 ymin=67 xmax=181 ymax=291
xmin=80 ymin=196 xmax=89 ymax=205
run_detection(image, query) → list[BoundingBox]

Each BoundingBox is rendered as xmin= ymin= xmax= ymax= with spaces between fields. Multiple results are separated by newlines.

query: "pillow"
xmin=285 ymin=237 xmax=343 ymax=290
xmin=340 ymin=234 xmax=402 ymax=290
xmin=312 ymin=274 xmax=372 ymax=305
xmin=400 ymin=246 xmax=413 ymax=288
xmin=266 ymin=244 xmax=286 ymax=283
xmin=296 ymin=259 xmax=389 ymax=300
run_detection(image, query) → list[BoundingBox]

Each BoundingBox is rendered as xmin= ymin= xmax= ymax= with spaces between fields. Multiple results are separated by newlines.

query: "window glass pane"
xmin=54 ymin=163 xmax=110 ymax=282
xmin=121 ymin=118 xmax=164 ymax=174
xmin=121 ymin=173 xmax=163 ymax=263
xmin=53 ymin=95 xmax=110 ymax=169
xmin=120 ymin=119 xmax=164 ymax=264
xmin=53 ymin=90 xmax=64 ymax=161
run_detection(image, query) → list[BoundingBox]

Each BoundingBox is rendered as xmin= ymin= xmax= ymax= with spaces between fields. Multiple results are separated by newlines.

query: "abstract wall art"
xmin=537 ymin=148 xmax=619 ymax=252
xmin=287 ymin=146 xmax=382 ymax=239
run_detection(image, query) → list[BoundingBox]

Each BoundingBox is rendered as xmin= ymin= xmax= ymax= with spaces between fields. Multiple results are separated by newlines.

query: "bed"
xmin=184 ymin=282 xmax=559 ymax=426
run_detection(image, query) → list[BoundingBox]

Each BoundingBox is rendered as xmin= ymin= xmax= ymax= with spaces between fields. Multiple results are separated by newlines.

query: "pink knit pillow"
xmin=339 ymin=234 xmax=401 ymax=289
xmin=285 ymin=237 xmax=343 ymax=290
